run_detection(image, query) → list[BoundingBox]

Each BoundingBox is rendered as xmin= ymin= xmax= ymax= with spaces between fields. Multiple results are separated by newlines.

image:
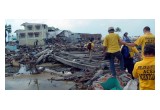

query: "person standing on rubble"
xmin=87 ymin=38 xmax=94 ymax=61
xmin=121 ymin=33 xmax=140 ymax=79
xmin=34 ymin=39 xmax=39 ymax=47
xmin=125 ymin=26 xmax=155 ymax=59
xmin=103 ymin=27 xmax=126 ymax=77
xmin=132 ymin=44 xmax=155 ymax=90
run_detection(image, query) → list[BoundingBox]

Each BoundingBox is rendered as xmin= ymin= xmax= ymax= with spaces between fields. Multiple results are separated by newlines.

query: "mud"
xmin=5 ymin=38 xmax=137 ymax=90
xmin=5 ymin=72 xmax=75 ymax=90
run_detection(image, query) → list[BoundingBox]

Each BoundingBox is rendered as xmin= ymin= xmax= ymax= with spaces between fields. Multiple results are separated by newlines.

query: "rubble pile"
xmin=5 ymin=39 xmax=137 ymax=90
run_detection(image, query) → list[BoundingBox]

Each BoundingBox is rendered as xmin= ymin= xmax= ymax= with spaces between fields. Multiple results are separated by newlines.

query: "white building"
xmin=15 ymin=22 xmax=48 ymax=45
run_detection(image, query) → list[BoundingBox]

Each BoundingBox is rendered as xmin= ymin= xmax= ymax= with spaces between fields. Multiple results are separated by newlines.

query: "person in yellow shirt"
xmin=87 ymin=38 xmax=94 ymax=61
xmin=125 ymin=26 xmax=155 ymax=58
xmin=103 ymin=27 xmax=126 ymax=77
xmin=132 ymin=44 xmax=155 ymax=90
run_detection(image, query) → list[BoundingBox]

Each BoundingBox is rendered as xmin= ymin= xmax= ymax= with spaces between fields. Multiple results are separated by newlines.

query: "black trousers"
xmin=124 ymin=57 xmax=134 ymax=79
xmin=105 ymin=51 xmax=124 ymax=77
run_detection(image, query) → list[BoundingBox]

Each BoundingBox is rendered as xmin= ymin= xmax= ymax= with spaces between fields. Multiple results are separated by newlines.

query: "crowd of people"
xmin=86 ymin=26 xmax=155 ymax=90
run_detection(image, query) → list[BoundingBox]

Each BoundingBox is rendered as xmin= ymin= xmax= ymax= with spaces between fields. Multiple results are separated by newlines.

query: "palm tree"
xmin=115 ymin=27 xmax=121 ymax=32
xmin=5 ymin=24 xmax=12 ymax=45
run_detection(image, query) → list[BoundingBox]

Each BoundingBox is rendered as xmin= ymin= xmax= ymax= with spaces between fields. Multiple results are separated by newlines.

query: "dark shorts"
xmin=104 ymin=51 xmax=122 ymax=60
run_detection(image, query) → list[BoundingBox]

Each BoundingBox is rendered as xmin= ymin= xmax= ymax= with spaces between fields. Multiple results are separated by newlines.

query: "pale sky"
xmin=5 ymin=19 xmax=155 ymax=38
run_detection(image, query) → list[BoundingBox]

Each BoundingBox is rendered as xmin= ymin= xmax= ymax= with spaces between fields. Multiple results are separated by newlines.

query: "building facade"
xmin=15 ymin=22 xmax=102 ymax=45
xmin=15 ymin=22 xmax=48 ymax=45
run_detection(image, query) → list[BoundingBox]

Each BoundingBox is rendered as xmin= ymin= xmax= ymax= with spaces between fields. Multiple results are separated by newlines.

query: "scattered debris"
xmin=5 ymin=38 xmax=138 ymax=90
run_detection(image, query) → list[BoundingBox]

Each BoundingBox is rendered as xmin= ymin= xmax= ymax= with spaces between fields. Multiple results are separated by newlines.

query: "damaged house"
xmin=80 ymin=33 xmax=102 ymax=41
xmin=15 ymin=22 xmax=48 ymax=46
xmin=15 ymin=22 xmax=102 ymax=46
xmin=56 ymin=32 xmax=102 ymax=43
xmin=56 ymin=30 xmax=73 ymax=43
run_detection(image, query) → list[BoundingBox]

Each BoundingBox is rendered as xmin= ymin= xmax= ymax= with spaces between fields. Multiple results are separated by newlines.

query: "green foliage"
xmin=115 ymin=27 xmax=121 ymax=32
xmin=5 ymin=24 xmax=12 ymax=33
xmin=5 ymin=24 xmax=12 ymax=44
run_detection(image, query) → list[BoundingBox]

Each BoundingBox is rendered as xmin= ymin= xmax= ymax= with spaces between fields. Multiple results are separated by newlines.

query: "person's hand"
xmin=137 ymin=53 xmax=142 ymax=61
xmin=138 ymin=56 xmax=142 ymax=61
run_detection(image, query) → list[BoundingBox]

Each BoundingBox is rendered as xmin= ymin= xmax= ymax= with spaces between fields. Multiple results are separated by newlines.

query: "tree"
xmin=115 ymin=27 xmax=121 ymax=32
xmin=5 ymin=24 xmax=12 ymax=44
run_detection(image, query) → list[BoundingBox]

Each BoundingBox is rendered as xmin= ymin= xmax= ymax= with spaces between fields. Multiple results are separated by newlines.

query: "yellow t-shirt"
xmin=134 ymin=33 xmax=155 ymax=57
xmin=132 ymin=57 xmax=155 ymax=90
xmin=91 ymin=42 xmax=94 ymax=49
xmin=128 ymin=46 xmax=139 ymax=58
xmin=103 ymin=33 xmax=121 ymax=53
xmin=86 ymin=42 xmax=94 ymax=50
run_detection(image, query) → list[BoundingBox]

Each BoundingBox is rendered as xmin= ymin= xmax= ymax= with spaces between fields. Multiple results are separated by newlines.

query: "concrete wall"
xmin=16 ymin=23 xmax=48 ymax=45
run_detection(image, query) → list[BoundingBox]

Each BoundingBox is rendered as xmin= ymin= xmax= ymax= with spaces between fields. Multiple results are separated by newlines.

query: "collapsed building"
xmin=14 ymin=22 xmax=102 ymax=46
xmin=6 ymin=22 xmax=137 ymax=90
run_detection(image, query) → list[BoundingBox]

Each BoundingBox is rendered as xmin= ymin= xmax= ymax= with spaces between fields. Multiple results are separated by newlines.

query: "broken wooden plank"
xmin=34 ymin=49 xmax=49 ymax=57
xmin=36 ymin=63 xmax=62 ymax=67
xmin=44 ymin=68 xmax=72 ymax=77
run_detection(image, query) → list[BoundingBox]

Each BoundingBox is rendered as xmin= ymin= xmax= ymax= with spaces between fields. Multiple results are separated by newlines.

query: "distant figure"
xmin=87 ymin=38 xmax=94 ymax=61
xmin=125 ymin=26 xmax=155 ymax=59
xmin=103 ymin=27 xmax=126 ymax=77
xmin=132 ymin=44 xmax=155 ymax=90
xmin=34 ymin=39 xmax=39 ymax=46
xmin=123 ymin=32 xmax=131 ymax=43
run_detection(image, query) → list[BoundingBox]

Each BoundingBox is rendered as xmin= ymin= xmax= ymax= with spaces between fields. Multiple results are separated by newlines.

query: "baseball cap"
xmin=108 ymin=27 xmax=114 ymax=31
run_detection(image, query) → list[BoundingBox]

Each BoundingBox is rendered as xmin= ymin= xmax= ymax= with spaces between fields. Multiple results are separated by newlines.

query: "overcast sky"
xmin=5 ymin=19 xmax=155 ymax=38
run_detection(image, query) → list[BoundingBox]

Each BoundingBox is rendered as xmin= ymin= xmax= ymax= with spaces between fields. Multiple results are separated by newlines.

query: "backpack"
xmin=121 ymin=45 xmax=130 ymax=59
xmin=87 ymin=42 xmax=92 ymax=50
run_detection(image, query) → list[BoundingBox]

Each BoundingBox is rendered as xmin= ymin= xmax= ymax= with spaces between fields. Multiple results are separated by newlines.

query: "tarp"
xmin=6 ymin=45 xmax=17 ymax=51
xmin=17 ymin=64 xmax=31 ymax=74
xmin=100 ymin=77 xmax=122 ymax=90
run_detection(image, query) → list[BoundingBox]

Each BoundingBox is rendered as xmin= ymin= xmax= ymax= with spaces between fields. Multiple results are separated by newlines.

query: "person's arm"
xmin=132 ymin=63 xmax=138 ymax=78
xmin=127 ymin=36 xmax=142 ymax=47
xmin=126 ymin=42 xmax=137 ymax=47
xmin=117 ymin=34 xmax=126 ymax=45
xmin=118 ymin=39 xmax=126 ymax=45
xmin=103 ymin=46 xmax=107 ymax=55
xmin=133 ymin=47 xmax=142 ymax=61
xmin=102 ymin=37 xmax=107 ymax=55
xmin=135 ymin=53 xmax=142 ymax=61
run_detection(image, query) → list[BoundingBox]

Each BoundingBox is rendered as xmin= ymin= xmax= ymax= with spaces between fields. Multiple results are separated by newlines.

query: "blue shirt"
xmin=123 ymin=36 xmax=131 ymax=43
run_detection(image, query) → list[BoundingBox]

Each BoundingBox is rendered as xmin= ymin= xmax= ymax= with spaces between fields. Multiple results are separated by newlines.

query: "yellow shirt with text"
xmin=132 ymin=57 xmax=155 ymax=90
xmin=103 ymin=33 xmax=121 ymax=53
xmin=134 ymin=33 xmax=155 ymax=57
